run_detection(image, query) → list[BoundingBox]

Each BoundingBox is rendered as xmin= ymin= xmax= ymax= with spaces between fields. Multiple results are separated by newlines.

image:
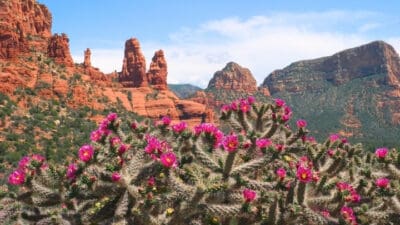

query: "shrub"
xmin=1 ymin=97 xmax=400 ymax=224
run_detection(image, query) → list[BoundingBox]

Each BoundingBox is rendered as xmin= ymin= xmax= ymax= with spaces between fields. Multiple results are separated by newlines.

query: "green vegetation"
xmin=168 ymin=83 xmax=202 ymax=98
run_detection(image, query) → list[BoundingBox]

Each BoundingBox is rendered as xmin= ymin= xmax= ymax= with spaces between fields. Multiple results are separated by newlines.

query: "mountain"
xmin=0 ymin=0 xmax=213 ymax=174
xmin=188 ymin=62 xmax=270 ymax=112
xmin=168 ymin=83 xmax=202 ymax=99
xmin=262 ymin=40 xmax=400 ymax=148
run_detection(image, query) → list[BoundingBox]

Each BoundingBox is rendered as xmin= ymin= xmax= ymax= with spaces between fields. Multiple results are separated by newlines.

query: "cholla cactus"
xmin=1 ymin=97 xmax=400 ymax=225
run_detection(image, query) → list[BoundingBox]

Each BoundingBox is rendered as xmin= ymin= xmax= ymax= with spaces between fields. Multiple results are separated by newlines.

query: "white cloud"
xmin=72 ymin=11 xmax=400 ymax=88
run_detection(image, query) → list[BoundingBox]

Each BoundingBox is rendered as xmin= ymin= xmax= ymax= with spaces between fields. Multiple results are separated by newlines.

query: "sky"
xmin=39 ymin=0 xmax=400 ymax=88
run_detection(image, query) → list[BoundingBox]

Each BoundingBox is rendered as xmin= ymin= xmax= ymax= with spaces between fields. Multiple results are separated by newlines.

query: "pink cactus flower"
xmin=375 ymin=147 xmax=388 ymax=159
xmin=247 ymin=96 xmax=256 ymax=104
xmin=336 ymin=182 xmax=351 ymax=191
xmin=66 ymin=163 xmax=78 ymax=180
xmin=239 ymin=99 xmax=251 ymax=113
xmin=131 ymin=122 xmax=138 ymax=130
xmin=18 ymin=156 xmax=31 ymax=170
xmin=78 ymin=145 xmax=94 ymax=162
xmin=296 ymin=119 xmax=307 ymax=128
xmin=329 ymin=134 xmax=340 ymax=142
xmin=118 ymin=144 xmax=128 ymax=155
xmin=275 ymin=144 xmax=285 ymax=152
xmin=107 ymin=112 xmax=118 ymax=122
xmin=220 ymin=104 xmax=231 ymax=113
xmin=242 ymin=188 xmax=257 ymax=202
xmin=276 ymin=168 xmax=286 ymax=179
xmin=296 ymin=166 xmax=313 ymax=183
xmin=340 ymin=206 xmax=357 ymax=224
xmin=375 ymin=177 xmax=390 ymax=188
xmin=90 ymin=129 xmax=102 ymax=142
xmin=8 ymin=170 xmax=26 ymax=185
xmin=110 ymin=137 xmax=122 ymax=147
xmin=320 ymin=210 xmax=330 ymax=218
xmin=281 ymin=114 xmax=290 ymax=122
xmin=327 ymin=149 xmax=335 ymax=157
xmin=161 ymin=116 xmax=171 ymax=126
xmin=111 ymin=172 xmax=121 ymax=182
xmin=172 ymin=121 xmax=187 ymax=133
xmin=145 ymin=136 xmax=162 ymax=155
xmin=160 ymin=152 xmax=177 ymax=168
xmin=31 ymin=154 xmax=45 ymax=163
xmin=222 ymin=134 xmax=239 ymax=153
xmin=148 ymin=177 xmax=156 ymax=186
xmin=275 ymin=98 xmax=285 ymax=107
xmin=255 ymin=138 xmax=272 ymax=149
xmin=230 ymin=101 xmax=238 ymax=111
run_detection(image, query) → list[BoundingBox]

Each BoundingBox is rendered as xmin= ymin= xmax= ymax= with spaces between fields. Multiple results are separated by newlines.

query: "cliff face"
xmin=0 ymin=0 xmax=52 ymax=59
xmin=263 ymin=41 xmax=400 ymax=94
xmin=0 ymin=0 xmax=212 ymax=128
xmin=207 ymin=62 xmax=258 ymax=93
xmin=147 ymin=50 xmax=168 ymax=90
xmin=262 ymin=41 xmax=400 ymax=146
xmin=47 ymin=33 xmax=74 ymax=67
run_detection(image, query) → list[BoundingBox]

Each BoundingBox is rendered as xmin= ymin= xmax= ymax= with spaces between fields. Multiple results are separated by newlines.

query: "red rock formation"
xmin=84 ymin=48 xmax=91 ymax=67
xmin=119 ymin=38 xmax=147 ymax=87
xmin=47 ymin=33 xmax=74 ymax=67
xmin=207 ymin=62 xmax=258 ymax=93
xmin=0 ymin=0 xmax=52 ymax=59
xmin=147 ymin=50 xmax=168 ymax=90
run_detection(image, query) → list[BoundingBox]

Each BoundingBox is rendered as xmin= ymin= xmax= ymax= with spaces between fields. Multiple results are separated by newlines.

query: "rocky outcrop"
xmin=207 ymin=62 xmax=258 ymax=93
xmin=84 ymin=48 xmax=91 ymax=67
xmin=119 ymin=38 xmax=147 ymax=87
xmin=261 ymin=40 xmax=400 ymax=144
xmin=47 ymin=33 xmax=74 ymax=67
xmin=147 ymin=50 xmax=168 ymax=90
xmin=0 ymin=0 xmax=52 ymax=59
xmin=262 ymin=41 xmax=400 ymax=94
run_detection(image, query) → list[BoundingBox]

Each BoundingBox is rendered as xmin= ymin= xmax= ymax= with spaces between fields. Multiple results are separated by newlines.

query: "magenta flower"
xmin=256 ymin=138 xmax=272 ymax=149
xmin=90 ymin=130 xmax=102 ymax=142
xmin=327 ymin=149 xmax=335 ymax=157
xmin=274 ymin=144 xmax=285 ymax=152
xmin=107 ymin=112 xmax=118 ymax=122
xmin=375 ymin=147 xmax=388 ymax=159
xmin=336 ymin=182 xmax=351 ymax=191
xmin=148 ymin=176 xmax=156 ymax=186
xmin=172 ymin=121 xmax=187 ymax=133
xmin=8 ymin=170 xmax=25 ymax=185
xmin=281 ymin=114 xmax=290 ymax=122
xmin=340 ymin=206 xmax=357 ymax=224
xmin=239 ymin=99 xmax=250 ymax=113
xmin=329 ymin=134 xmax=340 ymax=142
xmin=111 ymin=172 xmax=121 ymax=182
xmin=118 ymin=144 xmax=128 ymax=155
xmin=230 ymin=101 xmax=238 ymax=111
xmin=376 ymin=177 xmax=390 ymax=188
xmin=242 ymin=188 xmax=257 ymax=202
xmin=160 ymin=152 xmax=177 ymax=168
xmin=320 ymin=210 xmax=330 ymax=218
xmin=131 ymin=122 xmax=138 ymax=130
xmin=161 ymin=116 xmax=171 ymax=126
xmin=110 ymin=137 xmax=122 ymax=147
xmin=296 ymin=166 xmax=313 ymax=183
xmin=275 ymin=98 xmax=285 ymax=107
xmin=296 ymin=119 xmax=307 ymax=128
xmin=247 ymin=96 xmax=256 ymax=105
xmin=222 ymin=134 xmax=239 ymax=153
xmin=276 ymin=168 xmax=286 ymax=179
xmin=145 ymin=136 xmax=162 ymax=155
xmin=221 ymin=104 xmax=230 ymax=113
xmin=66 ymin=163 xmax=78 ymax=180
xmin=18 ymin=156 xmax=31 ymax=170
xmin=78 ymin=145 xmax=94 ymax=162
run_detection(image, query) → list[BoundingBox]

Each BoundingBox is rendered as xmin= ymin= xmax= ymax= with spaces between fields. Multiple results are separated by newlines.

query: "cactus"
xmin=1 ymin=97 xmax=400 ymax=225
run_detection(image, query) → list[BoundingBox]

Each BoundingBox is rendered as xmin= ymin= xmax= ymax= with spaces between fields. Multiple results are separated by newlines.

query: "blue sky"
xmin=39 ymin=0 xmax=400 ymax=87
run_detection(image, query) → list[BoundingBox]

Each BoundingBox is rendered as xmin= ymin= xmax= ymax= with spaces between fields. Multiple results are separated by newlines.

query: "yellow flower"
xmin=283 ymin=155 xmax=293 ymax=162
xmin=166 ymin=207 xmax=174 ymax=215
xmin=211 ymin=216 xmax=219 ymax=224
xmin=159 ymin=173 xmax=165 ymax=178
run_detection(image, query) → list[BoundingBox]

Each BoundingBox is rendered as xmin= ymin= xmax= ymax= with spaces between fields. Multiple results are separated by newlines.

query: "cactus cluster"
xmin=1 ymin=97 xmax=400 ymax=225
